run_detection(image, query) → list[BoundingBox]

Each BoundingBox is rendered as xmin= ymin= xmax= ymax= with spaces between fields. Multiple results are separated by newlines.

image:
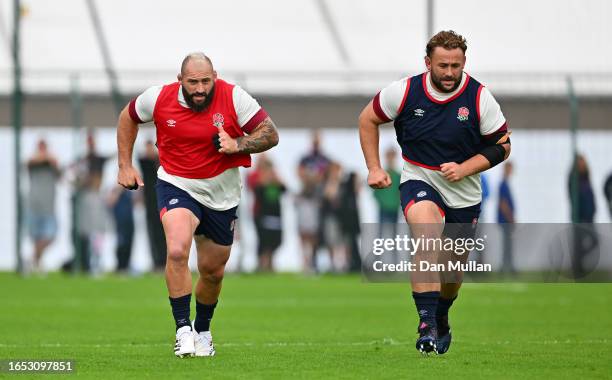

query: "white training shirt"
xmin=133 ymin=83 xmax=263 ymax=210
xmin=376 ymin=72 xmax=507 ymax=208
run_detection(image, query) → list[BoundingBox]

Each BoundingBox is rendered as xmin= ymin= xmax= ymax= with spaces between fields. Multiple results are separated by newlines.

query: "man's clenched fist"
xmin=213 ymin=125 xmax=239 ymax=154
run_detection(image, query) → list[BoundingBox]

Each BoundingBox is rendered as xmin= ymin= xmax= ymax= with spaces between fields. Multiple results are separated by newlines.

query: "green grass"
xmin=0 ymin=273 xmax=610 ymax=379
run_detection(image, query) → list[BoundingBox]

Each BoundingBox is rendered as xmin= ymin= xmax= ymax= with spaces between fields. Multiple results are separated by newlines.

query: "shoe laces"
xmin=196 ymin=331 xmax=213 ymax=346
xmin=176 ymin=327 xmax=192 ymax=343
xmin=197 ymin=331 xmax=212 ymax=346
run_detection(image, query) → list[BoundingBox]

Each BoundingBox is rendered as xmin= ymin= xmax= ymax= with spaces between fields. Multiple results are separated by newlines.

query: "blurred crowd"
xmin=25 ymin=130 xmax=166 ymax=275
xmin=23 ymin=129 xmax=612 ymax=275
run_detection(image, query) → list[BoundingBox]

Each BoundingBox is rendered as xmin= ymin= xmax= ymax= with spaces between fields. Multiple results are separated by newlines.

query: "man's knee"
xmin=199 ymin=265 xmax=225 ymax=285
xmin=167 ymin=241 xmax=190 ymax=264
xmin=405 ymin=200 xmax=443 ymax=224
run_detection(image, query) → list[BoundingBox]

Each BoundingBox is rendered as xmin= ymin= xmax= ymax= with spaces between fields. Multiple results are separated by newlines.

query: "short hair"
xmin=426 ymin=30 xmax=467 ymax=57
xmin=180 ymin=52 xmax=213 ymax=75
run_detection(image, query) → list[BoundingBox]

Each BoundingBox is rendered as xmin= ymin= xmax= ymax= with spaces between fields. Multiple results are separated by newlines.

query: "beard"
xmin=182 ymin=84 xmax=215 ymax=112
xmin=430 ymin=71 xmax=463 ymax=93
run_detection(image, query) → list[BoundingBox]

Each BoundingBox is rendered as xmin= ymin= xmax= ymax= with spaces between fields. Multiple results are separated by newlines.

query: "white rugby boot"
xmin=174 ymin=326 xmax=195 ymax=358
xmin=192 ymin=322 xmax=216 ymax=357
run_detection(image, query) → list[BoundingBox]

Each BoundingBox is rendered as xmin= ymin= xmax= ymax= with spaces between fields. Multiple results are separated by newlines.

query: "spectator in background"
xmin=252 ymin=156 xmax=286 ymax=271
xmin=373 ymin=147 xmax=401 ymax=236
xmin=241 ymin=155 xmax=271 ymax=273
xmin=246 ymin=153 xmax=266 ymax=191
xmin=138 ymin=140 xmax=167 ymax=271
xmin=321 ymin=162 xmax=346 ymax=272
xmin=568 ymin=154 xmax=598 ymax=279
xmin=471 ymin=172 xmax=490 ymax=265
xmin=569 ymin=154 xmax=596 ymax=223
xmin=497 ymin=161 xmax=515 ymax=274
xmin=64 ymin=130 xmax=108 ymax=274
xmin=604 ymin=172 xmax=612 ymax=220
xmin=26 ymin=138 xmax=61 ymax=274
xmin=107 ymin=186 xmax=135 ymax=273
xmin=481 ymin=173 xmax=490 ymax=212
xmin=339 ymin=171 xmax=362 ymax=272
xmin=296 ymin=130 xmax=330 ymax=273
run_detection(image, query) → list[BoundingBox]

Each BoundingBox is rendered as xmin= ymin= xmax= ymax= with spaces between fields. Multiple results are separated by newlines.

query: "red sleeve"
xmin=128 ymin=98 xmax=144 ymax=124
xmin=372 ymin=92 xmax=391 ymax=123
xmin=482 ymin=122 xmax=509 ymax=140
xmin=242 ymin=108 xmax=269 ymax=134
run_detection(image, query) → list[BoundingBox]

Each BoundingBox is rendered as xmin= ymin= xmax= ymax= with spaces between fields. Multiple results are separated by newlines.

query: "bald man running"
xmin=117 ymin=53 xmax=279 ymax=358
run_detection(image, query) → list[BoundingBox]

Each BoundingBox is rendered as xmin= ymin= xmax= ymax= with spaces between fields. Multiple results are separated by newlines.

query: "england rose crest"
xmin=457 ymin=107 xmax=470 ymax=122
xmin=213 ymin=113 xmax=225 ymax=128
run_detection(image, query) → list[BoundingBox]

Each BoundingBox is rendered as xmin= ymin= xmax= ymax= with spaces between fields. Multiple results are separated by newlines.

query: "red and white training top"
xmin=129 ymin=78 xmax=268 ymax=210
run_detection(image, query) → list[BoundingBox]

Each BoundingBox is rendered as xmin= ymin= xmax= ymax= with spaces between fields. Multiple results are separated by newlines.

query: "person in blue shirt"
xmin=107 ymin=185 xmax=135 ymax=273
xmin=568 ymin=154 xmax=596 ymax=223
xmin=605 ymin=172 xmax=612 ymax=220
xmin=497 ymin=162 xmax=515 ymax=274
xmin=568 ymin=154 xmax=598 ymax=279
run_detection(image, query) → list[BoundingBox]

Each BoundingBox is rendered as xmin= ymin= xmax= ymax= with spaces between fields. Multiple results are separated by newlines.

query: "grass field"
xmin=0 ymin=273 xmax=611 ymax=379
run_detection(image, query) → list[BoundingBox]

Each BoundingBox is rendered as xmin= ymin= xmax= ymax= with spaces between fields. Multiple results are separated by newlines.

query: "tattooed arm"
xmin=216 ymin=116 xmax=279 ymax=154
xmin=236 ymin=117 xmax=279 ymax=153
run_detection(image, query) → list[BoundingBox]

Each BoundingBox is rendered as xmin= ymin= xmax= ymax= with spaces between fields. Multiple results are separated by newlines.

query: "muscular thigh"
xmin=156 ymin=179 xmax=203 ymax=253
xmin=401 ymin=180 xmax=445 ymax=237
xmin=194 ymin=235 xmax=231 ymax=273
xmin=161 ymin=208 xmax=199 ymax=252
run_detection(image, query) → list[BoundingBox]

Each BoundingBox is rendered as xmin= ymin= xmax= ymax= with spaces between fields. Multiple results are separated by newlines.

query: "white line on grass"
xmin=0 ymin=338 xmax=609 ymax=349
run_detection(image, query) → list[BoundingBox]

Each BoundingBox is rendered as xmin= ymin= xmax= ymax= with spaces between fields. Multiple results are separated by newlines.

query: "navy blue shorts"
xmin=400 ymin=180 xmax=480 ymax=237
xmin=156 ymin=179 xmax=238 ymax=246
